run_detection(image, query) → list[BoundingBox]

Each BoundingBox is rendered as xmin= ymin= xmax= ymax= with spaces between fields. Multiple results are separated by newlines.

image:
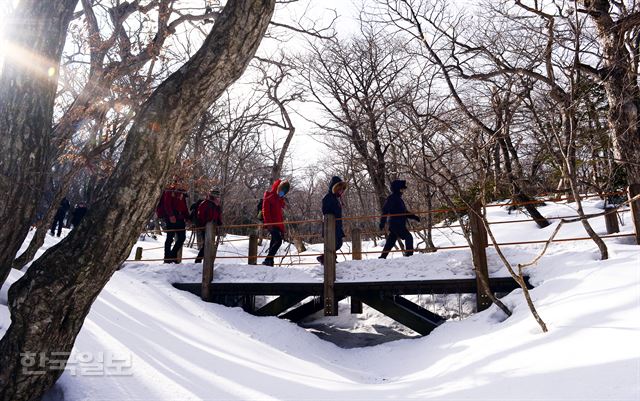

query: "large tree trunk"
xmin=581 ymin=1 xmax=640 ymax=185
xmin=0 ymin=1 xmax=275 ymax=400
xmin=0 ymin=0 xmax=79 ymax=287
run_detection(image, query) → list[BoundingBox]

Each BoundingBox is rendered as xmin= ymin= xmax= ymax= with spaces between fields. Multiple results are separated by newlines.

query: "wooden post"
xmin=350 ymin=228 xmax=363 ymax=314
xmin=242 ymin=233 xmax=258 ymax=312
xmin=176 ymin=247 xmax=183 ymax=264
xmin=469 ymin=201 xmax=491 ymax=312
xmin=604 ymin=207 xmax=620 ymax=234
xmin=629 ymin=184 xmax=640 ymax=245
xmin=323 ymin=214 xmax=338 ymax=316
xmin=201 ymin=222 xmax=216 ymax=301
xmin=134 ymin=247 xmax=143 ymax=261
xmin=248 ymin=234 xmax=258 ymax=265
xmin=352 ymin=228 xmax=362 ymax=260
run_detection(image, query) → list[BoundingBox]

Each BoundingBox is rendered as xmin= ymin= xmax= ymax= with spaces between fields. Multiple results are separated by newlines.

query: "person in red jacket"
xmin=195 ymin=189 xmax=223 ymax=263
xmin=157 ymin=183 xmax=190 ymax=263
xmin=261 ymin=179 xmax=289 ymax=266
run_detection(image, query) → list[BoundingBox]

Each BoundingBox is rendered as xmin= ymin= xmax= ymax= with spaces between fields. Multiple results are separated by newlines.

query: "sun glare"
xmin=0 ymin=1 xmax=59 ymax=78
xmin=0 ymin=40 xmax=58 ymax=79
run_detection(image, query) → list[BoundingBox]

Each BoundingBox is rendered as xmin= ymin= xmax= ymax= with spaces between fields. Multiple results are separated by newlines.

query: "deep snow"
xmin=1 ymin=199 xmax=639 ymax=400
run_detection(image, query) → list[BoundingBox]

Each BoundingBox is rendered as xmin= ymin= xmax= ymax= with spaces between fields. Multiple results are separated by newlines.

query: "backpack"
xmin=156 ymin=196 xmax=166 ymax=219
xmin=190 ymin=199 xmax=204 ymax=225
xmin=256 ymin=198 xmax=264 ymax=221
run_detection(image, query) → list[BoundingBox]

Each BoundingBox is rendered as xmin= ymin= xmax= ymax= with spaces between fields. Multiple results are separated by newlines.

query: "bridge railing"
xmin=126 ymin=188 xmax=640 ymax=310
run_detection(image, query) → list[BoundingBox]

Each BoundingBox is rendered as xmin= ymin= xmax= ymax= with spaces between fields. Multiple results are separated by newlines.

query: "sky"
xmin=0 ymin=0 xmax=478 ymax=176
xmin=256 ymin=0 xmax=370 ymax=172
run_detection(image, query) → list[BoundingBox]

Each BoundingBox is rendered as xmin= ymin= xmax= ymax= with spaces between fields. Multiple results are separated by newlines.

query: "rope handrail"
xmin=127 ymin=190 xmax=636 ymax=263
xmin=124 ymin=232 xmax=635 ymax=263
xmin=150 ymin=190 xmax=627 ymax=233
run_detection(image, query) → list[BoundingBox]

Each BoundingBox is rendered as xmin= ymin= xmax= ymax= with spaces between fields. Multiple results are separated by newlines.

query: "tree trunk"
xmin=0 ymin=1 xmax=275 ymax=400
xmin=0 ymin=0 xmax=79 ymax=287
xmin=269 ymin=100 xmax=296 ymax=183
xmin=581 ymin=1 xmax=640 ymax=185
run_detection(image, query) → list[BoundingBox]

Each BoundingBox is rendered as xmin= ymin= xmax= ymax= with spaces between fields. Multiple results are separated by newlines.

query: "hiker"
xmin=50 ymin=197 xmax=70 ymax=237
xmin=318 ymin=176 xmax=347 ymax=265
xmin=261 ymin=179 xmax=289 ymax=266
xmin=195 ymin=189 xmax=223 ymax=263
xmin=70 ymin=202 xmax=88 ymax=229
xmin=378 ymin=180 xmax=420 ymax=259
xmin=157 ymin=183 xmax=190 ymax=263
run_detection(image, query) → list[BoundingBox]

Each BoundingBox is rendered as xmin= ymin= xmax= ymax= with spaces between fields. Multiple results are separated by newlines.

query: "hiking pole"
xmin=278 ymin=240 xmax=292 ymax=267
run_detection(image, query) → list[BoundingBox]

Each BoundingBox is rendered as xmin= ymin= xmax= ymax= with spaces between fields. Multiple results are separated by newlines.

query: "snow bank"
xmin=0 ymin=199 xmax=638 ymax=400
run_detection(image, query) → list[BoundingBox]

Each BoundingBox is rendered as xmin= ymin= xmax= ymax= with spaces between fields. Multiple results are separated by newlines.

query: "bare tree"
xmin=1 ymin=0 xmax=224 ymax=285
xmin=255 ymin=55 xmax=302 ymax=183
xmin=0 ymin=0 xmax=79 ymax=286
xmin=378 ymin=0 xmax=552 ymax=228
xmin=304 ymin=30 xmax=411 ymax=210
xmin=0 ymin=1 xmax=276 ymax=399
xmin=577 ymin=0 xmax=640 ymax=185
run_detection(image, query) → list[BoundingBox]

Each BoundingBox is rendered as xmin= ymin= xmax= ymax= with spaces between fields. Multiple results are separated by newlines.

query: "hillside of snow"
xmin=1 ymin=199 xmax=639 ymax=400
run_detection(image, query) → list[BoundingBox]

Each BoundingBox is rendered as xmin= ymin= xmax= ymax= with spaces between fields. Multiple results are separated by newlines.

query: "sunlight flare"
xmin=1 ymin=39 xmax=59 ymax=80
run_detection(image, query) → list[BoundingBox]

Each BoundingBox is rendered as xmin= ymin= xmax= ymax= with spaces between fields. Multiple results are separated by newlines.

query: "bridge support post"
xmin=248 ymin=233 xmax=258 ymax=265
xmin=202 ymin=222 xmax=217 ymax=301
xmin=629 ymin=184 xmax=640 ymax=245
xmin=350 ymin=228 xmax=363 ymax=314
xmin=470 ymin=201 xmax=491 ymax=312
xmin=243 ymin=233 xmax=258 ymax=311
xmin=323 ymin=213 xmax=338 ymax=316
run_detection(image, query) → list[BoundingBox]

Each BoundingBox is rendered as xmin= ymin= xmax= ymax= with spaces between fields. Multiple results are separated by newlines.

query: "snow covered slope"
xmin=1 ymin=199 xmax=639 ymax=400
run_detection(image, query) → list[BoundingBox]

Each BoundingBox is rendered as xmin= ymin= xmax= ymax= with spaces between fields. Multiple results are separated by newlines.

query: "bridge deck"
xmin=173 ymin=277 xmax=529 ymax=297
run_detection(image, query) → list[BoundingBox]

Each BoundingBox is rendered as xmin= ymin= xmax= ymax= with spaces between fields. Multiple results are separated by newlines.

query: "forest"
xmin=1 ymin=1 xmax=639 ymax=400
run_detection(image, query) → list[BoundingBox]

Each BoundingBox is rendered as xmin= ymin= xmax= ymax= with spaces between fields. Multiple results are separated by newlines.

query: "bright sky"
xmin=259 ymin=0 xmax=373 ymax=172
xmin=0 ymin=0 xmax=475 ymax=175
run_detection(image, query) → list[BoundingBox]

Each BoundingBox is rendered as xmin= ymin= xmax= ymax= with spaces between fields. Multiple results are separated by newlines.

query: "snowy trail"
xmin=1 ymin=199 xmax=639 ymax=400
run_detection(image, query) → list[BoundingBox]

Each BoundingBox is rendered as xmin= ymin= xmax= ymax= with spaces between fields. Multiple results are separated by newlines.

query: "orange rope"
xmin=124 ymin=231 xmax=635 ymax=263
xmin=149 ymin=191 xmax=628 ymax=233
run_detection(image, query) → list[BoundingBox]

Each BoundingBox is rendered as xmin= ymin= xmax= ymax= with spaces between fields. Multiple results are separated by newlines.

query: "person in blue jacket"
xmin=378 ymin=180 xmax=420 ymax=259
xmin=318 ymin=176 xmax=348 ymax=265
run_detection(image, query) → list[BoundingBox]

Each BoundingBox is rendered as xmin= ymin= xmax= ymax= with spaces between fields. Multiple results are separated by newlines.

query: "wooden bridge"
xmin=172 ymin=201 xmax=538 ymax=336
xmin=173 ymin=276 xmax=530 ymax=335
xmin=166 ymin=189 xmax=639 ymax=336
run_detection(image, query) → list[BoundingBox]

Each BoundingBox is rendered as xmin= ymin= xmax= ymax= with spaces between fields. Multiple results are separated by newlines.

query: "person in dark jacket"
xmin=70 ymin=202 xmax=88 ymax=229
xmin=195 ymin=189 xmax=223 ymax=263
xmin=378 ymin=180 xmax=420 ymax=259
xmin=50 ymin=197 xmax=70 ymax=237
xmin=261 ymin=179 xmax=289 ymax=266
xmin=157 ymin=183 xmax=190 ymax=263
xmin=318 ymin=176 xmax=347 ymax=265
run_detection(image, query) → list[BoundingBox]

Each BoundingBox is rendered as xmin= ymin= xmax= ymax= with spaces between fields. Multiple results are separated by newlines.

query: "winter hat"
xmin=332 ymin=179 xmax=348 ymax=195
xmin=390 ymin=180 xmax=407 ymax=193
xmin=277 ymin=180 xmax=290 ymax=195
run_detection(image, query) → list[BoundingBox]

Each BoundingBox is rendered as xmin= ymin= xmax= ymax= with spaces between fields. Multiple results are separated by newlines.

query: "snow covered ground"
xmin=1 ymin=199 xmax=639 ymax=400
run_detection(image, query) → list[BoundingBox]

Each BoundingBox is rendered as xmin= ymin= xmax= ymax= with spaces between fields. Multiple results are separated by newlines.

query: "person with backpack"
xmin=50 ymin=197 xmax=70 ymax=237
xmin=318 ymin=176 xmax=347 ymax=265
xmin=189 ymin=198 xmax=204 ymax=227
xmin=261 ymin=179 xmax=289 ymax=266
xmin=194 ymin=189 xmax=223 ymax=263
xmin=378 ymin=180 xmax=420 ymax=259
xmin=70 ymin=201 xmax=88 ymax=229
xmin=157 ymin=183 xmax=190 ymax=263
